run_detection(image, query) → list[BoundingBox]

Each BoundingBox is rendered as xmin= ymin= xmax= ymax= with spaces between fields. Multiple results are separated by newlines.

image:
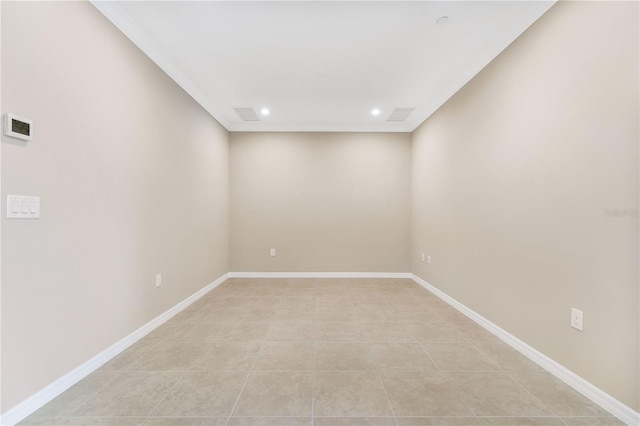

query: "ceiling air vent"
xmin=386 ymin=108 xmax=414 ymax=122
xmin=234 ymin=107 xmax=260 ymax=121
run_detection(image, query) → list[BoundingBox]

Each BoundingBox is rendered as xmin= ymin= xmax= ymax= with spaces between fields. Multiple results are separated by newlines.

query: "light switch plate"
xmin=7 ymin=195 xmax=40 ymax=219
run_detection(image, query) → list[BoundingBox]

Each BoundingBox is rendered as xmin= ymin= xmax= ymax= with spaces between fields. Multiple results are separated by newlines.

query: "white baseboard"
xmin=228 ymin=271 xmax=412 ymax=279
xmin=3 ymin=272 xmax=637 ymax=426
xmin=0 ymin=273 xmax=229 ymax=426
xmin=411 ymin=273 xmax=640 ymax=426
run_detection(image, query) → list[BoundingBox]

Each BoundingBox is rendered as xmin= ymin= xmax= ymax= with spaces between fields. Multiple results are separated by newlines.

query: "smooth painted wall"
xmin=1 ymin=2 xmax=229 ymax=412
xmin=411 ymin=1 xmax=639 ymax=410
xmin=230 ymin=132 xmax=411 ymax=272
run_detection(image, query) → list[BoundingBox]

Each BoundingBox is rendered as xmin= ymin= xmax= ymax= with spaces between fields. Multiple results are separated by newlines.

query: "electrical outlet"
xmin=427 ymin=255 xmax=431 ymax=264
xmin=571 ymin=307 xmax=583 ymax=331
xmin=155 ymin=273 xmax=162 ymax=288
xmin=270 ymin=248 xmax=276 ymax=257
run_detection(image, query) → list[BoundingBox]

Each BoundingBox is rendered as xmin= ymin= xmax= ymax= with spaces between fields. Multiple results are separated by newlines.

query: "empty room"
xmin=1 ymin=1 xmax=638 ymax=426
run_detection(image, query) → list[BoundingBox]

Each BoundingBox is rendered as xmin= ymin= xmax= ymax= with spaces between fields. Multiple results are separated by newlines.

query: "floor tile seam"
xmin=446 ymin=370 xmax=581 ymax=419
xmin=137 ymin=341 xmax=233 ymax=414
xmin=313 ymin=296 xmax=318 ymax=323
xmin=124 ymin=366 xmax=209 ymax=373
xmin=248 ymin=369 xmax=383 ymax=372
xmin=141 ymin=369 xmax=189 ymax=423
xmin=374 ymin=368 xmax=400 ymax=426
xmin=554 ymin=415 xmax=622 ymax=426
xmin=118 ymin=338 xmax=167 ymax=373
xmin=417 ymin=340 xmax=499 ymax=367
xmin=62 ymin=368 xmax=132 ymax=418
xmin=181 ymin=339 xmax=231 ymax=373
xmin=484 ymin=344 xmax=526 ymax=374
xmin=474 ymin=415 xmax=574 ymax=418
xmin=224 ymin=328 xmax=268 ymax=425
xmin=414 ymin=341 xmax=441 ymax=372
xmin=64 ymin=415 xmax=231 ymax=418
xmin=417 ymin=368 xmax=506 ymax=373
xmin=558 ymin=415 xmax=619 ymax=418
xmin=393 ymin=415 xmax=483 ymax=417
xmin=458 ymin=336 xmax=504 ymax=371
xmin=438 ymin=370 xmax=482 ymax=419
xmin=362 ymin=340 xmax=381 ymax=372
xmin=311 ymin=339 xmax=317 ymax=426
xmin=313 ymin=415 xmax=397 ymax=417
xmin=499 ymin=369 xmax=563 ymax=417
xmin=122 ymin=367 xmax=515 ymax=373
xmin=41 ymin=368 xmax=126 ymax=419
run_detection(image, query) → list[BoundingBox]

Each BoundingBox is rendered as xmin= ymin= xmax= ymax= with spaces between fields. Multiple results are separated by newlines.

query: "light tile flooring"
xmin=20 ymin=278 xmax=622 ymax=426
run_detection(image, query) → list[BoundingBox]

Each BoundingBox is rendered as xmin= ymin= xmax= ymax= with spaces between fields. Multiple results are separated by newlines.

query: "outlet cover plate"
xmin=571 ymin=308 xmax=583 ymax=331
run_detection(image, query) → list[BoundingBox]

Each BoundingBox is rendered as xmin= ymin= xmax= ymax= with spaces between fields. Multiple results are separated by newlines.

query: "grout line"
xmin=415 ymin=341 xmax=440 ymax=371
xmin=502 ymin=369 xmax=561 ymax=417
xmin=224 ymin=321 xmax=266 ymax=426
xmin=139 ymin=334 xmax=209 ymax=423
xmin=63 ymin=368 xmax=126 ymax=418
xmin=68 ymin=337 xmax=174 ymax=418
xmin=311 ymin=292 xmax=318 ymax=426
xmin=32 ymin=278 xmax=603 ymax=426
xmin=376 ymin=368 xmax=400 ymax=426
xmin=360 ymin=328 xmax=400 ymax=426
xmin=311 ymin=338 xmax=316 ymax=426
xmin=460 ymin=334 xmax=561 ymax=417
xmin=142 ymin=369 xmax=189 ymax=424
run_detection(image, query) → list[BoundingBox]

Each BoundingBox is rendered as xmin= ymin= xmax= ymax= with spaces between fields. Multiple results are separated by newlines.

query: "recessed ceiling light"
xmin=260 ymin=108 xmax=270 ymax=116
xmin=371 ymin=108 xmax=381 ymax=116
xmin=436 ymin=16 xmax=450 ymax=26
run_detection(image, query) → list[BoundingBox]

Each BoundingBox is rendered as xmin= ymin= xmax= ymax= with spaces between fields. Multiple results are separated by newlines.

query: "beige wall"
xmin=1 ymin=1 xmax=229 ymax=412
xmin=2 ymin=0 xmax=638 ymax=418
xmin=411 ymin=1 xmax=639 ymax=410
xmin=230 ymin=132 xmax=411 ymax=272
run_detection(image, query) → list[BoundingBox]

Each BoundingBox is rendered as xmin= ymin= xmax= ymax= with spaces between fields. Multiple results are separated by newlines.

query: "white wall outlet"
xmin=571 ymin=307 xmax=583 ymax=331
xmin=155 ymin=273 xmax=162 ymax=288
xmin=421 ymin=253 xmax=425 ymax=262
xmin=427 ymin=255 xmax=431 ymax=264
xmin=270 ymin=248 xmax=276 ymax=257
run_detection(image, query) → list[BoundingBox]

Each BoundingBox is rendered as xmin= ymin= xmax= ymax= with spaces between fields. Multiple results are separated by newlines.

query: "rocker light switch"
xmin=7 ymin=195 xmax=40 ymax=219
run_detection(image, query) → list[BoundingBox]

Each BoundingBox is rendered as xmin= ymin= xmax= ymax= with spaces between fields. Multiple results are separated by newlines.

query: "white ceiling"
xmin=92 ymin=1 xmax=555 ymax=132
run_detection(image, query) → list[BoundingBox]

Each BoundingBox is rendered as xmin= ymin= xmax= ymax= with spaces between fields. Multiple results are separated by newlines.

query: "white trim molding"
xmin=228 ymin=272 xmax=412 ymax=279
xmin=411 ymin=273 xmax=640 ymax=426
xmin=89 ymin=0 xmax=226 ymax=131
xmin=0 ymin=273 xmax=229 ymax=426
xmin=2 ymin=272 xmax=637 ymax=426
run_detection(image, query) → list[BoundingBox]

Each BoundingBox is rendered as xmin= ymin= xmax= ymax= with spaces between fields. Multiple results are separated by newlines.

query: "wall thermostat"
xmin=3 ymin=113 xmax=33 ymax=141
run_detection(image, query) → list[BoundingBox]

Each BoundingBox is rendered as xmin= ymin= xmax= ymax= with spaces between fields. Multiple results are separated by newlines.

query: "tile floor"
xmin=20 ymin=278 xmax=623 ymax=426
